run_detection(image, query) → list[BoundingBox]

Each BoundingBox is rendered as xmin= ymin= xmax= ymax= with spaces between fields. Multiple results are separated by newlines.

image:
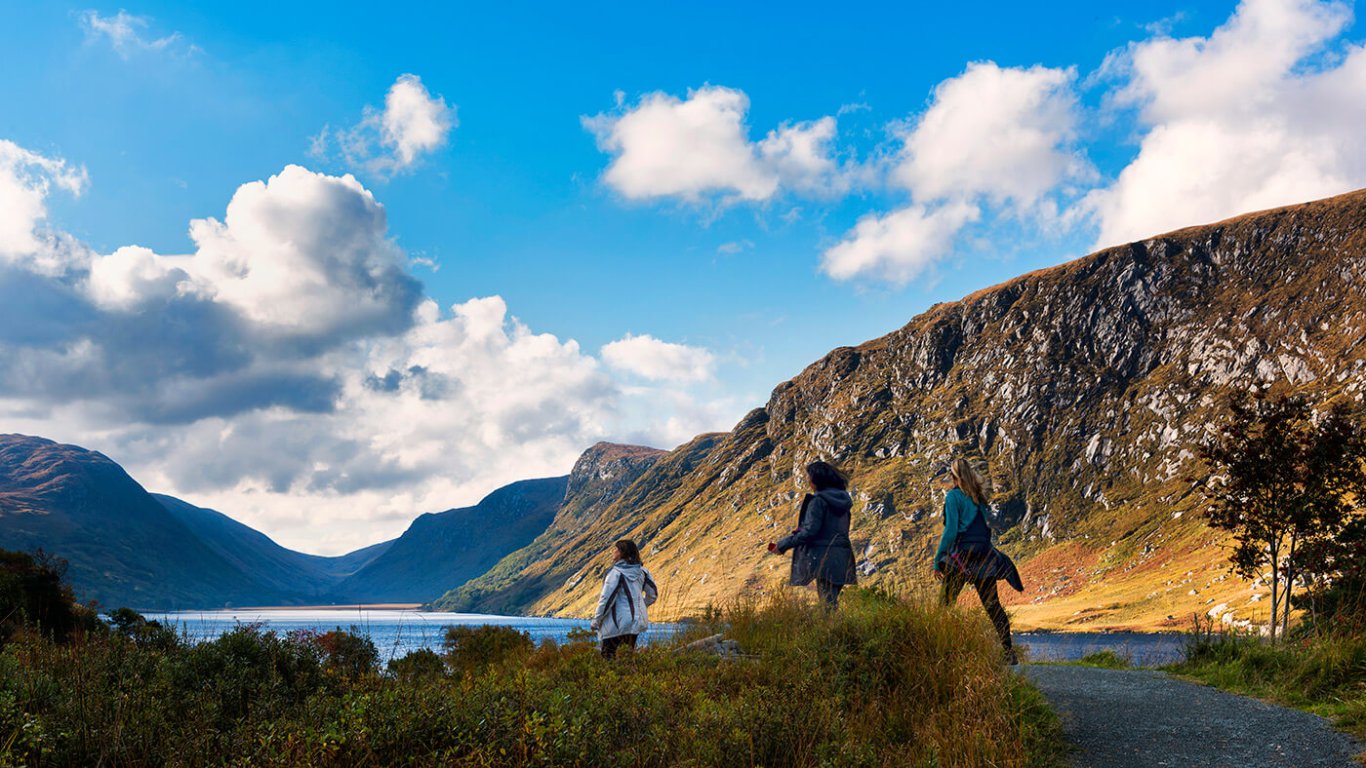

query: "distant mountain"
xmin=0 ymin=434 xmax=561 ymax=610
xmin=329 ymin=476 xmax=569 ymax=604
xmin=432 ymin=190 xmax=1366 ymax=631
xmin=0 ymin=435 xmax=299 ymax=609
xmin=153 ymin=494 xmax=393 ymax=598
xmin=432 ymin=442 xmax=666 ymax=613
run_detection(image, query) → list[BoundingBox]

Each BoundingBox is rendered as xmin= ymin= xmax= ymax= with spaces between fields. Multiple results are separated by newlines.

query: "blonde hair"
xmin=949 ymin=458 xmax=988 ymax=508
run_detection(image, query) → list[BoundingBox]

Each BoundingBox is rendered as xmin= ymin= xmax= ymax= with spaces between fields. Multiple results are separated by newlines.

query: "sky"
xmin=2 ymin=0 xmax=1366 ymax=554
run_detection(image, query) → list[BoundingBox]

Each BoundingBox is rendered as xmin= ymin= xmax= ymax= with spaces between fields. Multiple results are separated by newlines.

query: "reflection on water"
xmin=142 ymin=609 xmax=683 ymax=662
xmin=1015 ymin=631 xmax=1187 ymax=667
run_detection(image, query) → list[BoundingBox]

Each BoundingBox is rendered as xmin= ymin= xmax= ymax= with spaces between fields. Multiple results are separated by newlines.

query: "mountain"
xmin=435 ymin=189 xmax=1366 ymax=630
xmin=152 ymin=494 xmax=393 ymax=597
xmin=0 ymin=434 xmax=562 ymax=610
xmin=329 ymin=476 xmax=568 ymax=604
xmin=0 ymin=435 xmax=301 ymax=609
xmin=433 ymin=443 xmax=666 ymax=613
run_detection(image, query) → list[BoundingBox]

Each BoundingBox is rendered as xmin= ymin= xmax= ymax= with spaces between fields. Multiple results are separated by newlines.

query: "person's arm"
xmin=591 ymin=569 xmax=619 ymax=631
xmin=642 ymin=571 xmax=658 ymax=607
xmin=933 ymin=491 xmax=962 ymax=571
xmin=776 ymin=496 xmax=823 ymax=554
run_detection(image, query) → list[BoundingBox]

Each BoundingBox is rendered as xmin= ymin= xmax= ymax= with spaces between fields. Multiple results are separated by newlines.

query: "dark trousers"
xmin=601 ymin=633 xmax=637 ymax=659
xmin=816 ymin=578 xmax=843 ymax=609
xmin=942 ymin=571 xmax=1014 ymax=655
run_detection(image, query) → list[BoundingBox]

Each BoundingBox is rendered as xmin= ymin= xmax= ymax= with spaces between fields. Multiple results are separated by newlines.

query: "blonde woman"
xmin=933 ymin=459 xmax=1022 ymax=664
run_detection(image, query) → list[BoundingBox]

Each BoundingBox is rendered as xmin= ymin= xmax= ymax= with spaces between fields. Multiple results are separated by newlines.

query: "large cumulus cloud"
xmin=0 ymin=150 xmax=734 ymax=552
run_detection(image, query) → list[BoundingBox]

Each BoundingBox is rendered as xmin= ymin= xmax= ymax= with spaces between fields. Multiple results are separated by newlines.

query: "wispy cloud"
xmin=79 ymin=9 xmax=196 ymax=59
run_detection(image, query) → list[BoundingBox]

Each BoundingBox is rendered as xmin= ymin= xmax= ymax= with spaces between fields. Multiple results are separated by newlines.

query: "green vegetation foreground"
xmin=0 ymin=585 xmax=1063 ymax=767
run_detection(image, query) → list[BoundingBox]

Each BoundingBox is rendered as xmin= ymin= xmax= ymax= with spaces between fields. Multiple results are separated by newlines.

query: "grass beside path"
xmin=1 ymin=588 xmax=1067 ymax=767
xmin=1170 ymin=627 xmax=1366 ymax=745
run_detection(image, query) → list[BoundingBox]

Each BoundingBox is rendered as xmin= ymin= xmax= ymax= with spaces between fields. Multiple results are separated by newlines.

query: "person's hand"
xmin=932 ymin=568 xmax=944 ymax=582
xmin=766 ymin=542 xmax=778 ymax=554
xmin=589 ymin=620 xmax=599 ymax=631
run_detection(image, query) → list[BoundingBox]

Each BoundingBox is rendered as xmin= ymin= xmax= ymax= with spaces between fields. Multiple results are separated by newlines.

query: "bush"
xmin=106 ymin=607 xmax=181 ymax=651
xmin=387 ymin=647 xmax=445 ymax=680
xmin=441 ymin=624 xmax=534 ymax=675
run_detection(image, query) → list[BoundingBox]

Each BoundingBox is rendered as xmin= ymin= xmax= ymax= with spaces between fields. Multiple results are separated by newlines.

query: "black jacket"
xmin=776 ymin=489 xmax=858 ymax=586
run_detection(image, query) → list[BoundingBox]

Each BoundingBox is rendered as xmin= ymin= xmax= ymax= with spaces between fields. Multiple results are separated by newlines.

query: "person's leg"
xmin=973 ymin=579 xmax=1017 ymax=663
xmin=601 ymin=635 xmax=621 ymax=659
xmin=816 ymin=579 xmax=842 ymax=609
xmin=941 ymin=570 xmax=968 ymax=607
xmin=622 ymin=634 xmax=638 ymax=654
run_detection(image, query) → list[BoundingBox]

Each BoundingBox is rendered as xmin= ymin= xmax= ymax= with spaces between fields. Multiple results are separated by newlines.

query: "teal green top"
xmin=934 ymin=488 xmax=980 ymax=571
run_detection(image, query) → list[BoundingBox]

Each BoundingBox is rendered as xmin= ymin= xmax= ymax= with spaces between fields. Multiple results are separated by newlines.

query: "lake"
xmin=143 ymin=609 xmax=1190 ymax=667
xmin=1016 ymin=631 xmax=1187 ymax=667
xmin=142 ymin=608 xmax=685 ymax=661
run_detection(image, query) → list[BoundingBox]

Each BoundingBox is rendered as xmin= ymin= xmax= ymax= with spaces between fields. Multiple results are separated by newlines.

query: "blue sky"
xmin=3 ymin=0 xmax=1365 ymax=552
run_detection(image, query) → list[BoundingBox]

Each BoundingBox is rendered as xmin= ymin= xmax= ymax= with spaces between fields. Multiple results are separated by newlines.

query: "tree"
xmin=0 ymin=549 xmax=83 ymax=644
xmin=1197 ymin=395 xmax=1366 ymax=641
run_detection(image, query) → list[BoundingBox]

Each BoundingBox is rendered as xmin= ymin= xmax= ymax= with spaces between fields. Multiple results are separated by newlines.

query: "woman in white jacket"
xmin=590 ymin=539 xmax=658 ymax=658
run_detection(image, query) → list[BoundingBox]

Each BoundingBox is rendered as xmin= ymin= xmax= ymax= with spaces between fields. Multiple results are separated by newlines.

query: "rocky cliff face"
xmin=446 ymin=190 xmax=1366 ymax=630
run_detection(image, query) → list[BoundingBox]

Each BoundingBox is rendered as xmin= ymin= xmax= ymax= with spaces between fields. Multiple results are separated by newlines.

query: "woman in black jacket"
xmin=767 ymin=461 xmax=857 ymax=608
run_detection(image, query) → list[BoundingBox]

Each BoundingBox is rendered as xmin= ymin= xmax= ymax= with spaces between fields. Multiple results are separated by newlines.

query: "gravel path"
xmin=1022 ymin=666 xmax=1361 ymax=768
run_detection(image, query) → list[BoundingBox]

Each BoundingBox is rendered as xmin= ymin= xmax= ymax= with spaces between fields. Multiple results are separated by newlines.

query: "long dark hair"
xmin=805 ymin=460 xmax=847 ymax=492
xmin=615 ymin=539 xmax=643 ymax=565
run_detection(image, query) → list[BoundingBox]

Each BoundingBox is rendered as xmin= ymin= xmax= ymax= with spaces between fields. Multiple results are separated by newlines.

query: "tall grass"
xmin=1175 ymin=614 xmax=1366 ymax=740
xmin=0 ymin=589 xmax=1064 ymax=767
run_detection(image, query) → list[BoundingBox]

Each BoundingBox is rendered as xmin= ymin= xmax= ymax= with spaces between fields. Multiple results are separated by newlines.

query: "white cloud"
xmin=317 ymin=74 xmax=455 ymax=176
xmin=821 ymin=202 xmax=980 ymax=285
xmin=601 ymin=334 xmax=716 ymax=382
xmin=1085 ymin=0 xmax=1366 ymax=246
xmin=79 ymin=10 xmax=190 ymax=58
xmin=822 ymin=61 xmax=1082 ymax=284
xmin=0 ymin=145 xmax=742 ymax=552
xmin=86 ymin=245 xmax=197 ymax=310
xmin=0 ymin=140 xmax=88 ymax=274
xmin=584 ymin=85 xmax=845 ymax=203
xmin=184 ymin=165 xmax=421 ymax=341
xmin=892 ymin=62 xmax=1085 ymax=206
xmin=380 ymin=75 xmax=455 ymax=168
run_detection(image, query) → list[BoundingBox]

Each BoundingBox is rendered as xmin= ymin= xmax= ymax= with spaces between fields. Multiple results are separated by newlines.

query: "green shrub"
xmin=388 ymin=647 xmax=445 ymax=679
xmin=1076 ymin=650 xmax=1130 ymax=669
xmin=442 ymin=624 xmax=534 ymax=675
xmin=106 ymin=607 xmax=181 ymax=651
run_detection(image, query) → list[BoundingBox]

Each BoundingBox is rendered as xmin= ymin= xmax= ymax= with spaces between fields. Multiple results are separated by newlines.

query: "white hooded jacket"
xmin=591 ymin=562 xmax=658 ymax=639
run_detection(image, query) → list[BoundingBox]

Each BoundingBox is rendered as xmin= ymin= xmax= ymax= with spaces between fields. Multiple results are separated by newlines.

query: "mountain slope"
xmin=0 ymin=435 xmax=299 ymax=609
xmin=441 ymin=189 xmax=1366 ymax=630
xmin=331 ymin=475 xmax=569 ymax=604
xmin=153 ymin=494 xmax=393 ymax=597
xmin=432 ymin=442 xmax=667 ymax=612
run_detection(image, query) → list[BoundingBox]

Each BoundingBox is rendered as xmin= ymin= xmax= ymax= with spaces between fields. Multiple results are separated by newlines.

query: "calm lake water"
xmin=1015 ymin=631 xmax=1187 ymax=667
xmin=143 ymin=609 xmax=1188 ymax=667
xmin=142 ymin=608 xmax=684 ymax=661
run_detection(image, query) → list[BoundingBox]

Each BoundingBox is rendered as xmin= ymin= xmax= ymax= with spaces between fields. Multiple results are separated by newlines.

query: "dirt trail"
xmin=1022 ymin=666 xmax=1361 ymax=767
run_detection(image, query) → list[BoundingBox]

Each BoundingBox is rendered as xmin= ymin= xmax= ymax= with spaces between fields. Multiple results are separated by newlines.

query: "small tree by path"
xmin=1195 ymin=395 xmax=1366 ymax=642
